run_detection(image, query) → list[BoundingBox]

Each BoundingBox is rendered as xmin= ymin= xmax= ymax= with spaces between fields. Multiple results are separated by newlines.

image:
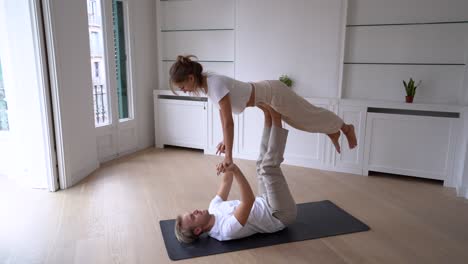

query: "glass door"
xmin=88 ymin=0 xmax=137 ymax=162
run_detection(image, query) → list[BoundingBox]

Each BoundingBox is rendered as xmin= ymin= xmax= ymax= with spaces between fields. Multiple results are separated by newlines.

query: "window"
xmin=88 ymin=0 xmax=98 ymax=25
xmin=0 ymin=57 xmax=8 ymax=131
xmin=87 ymin=0 xmax=109 ymax=126
xmin=87 ymin=0 xmax=133 ymax=126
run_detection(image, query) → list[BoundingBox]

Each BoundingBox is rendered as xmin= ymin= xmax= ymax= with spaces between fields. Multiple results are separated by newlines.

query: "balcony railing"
xmin=93 ymin=84 xmax=108 ymax=125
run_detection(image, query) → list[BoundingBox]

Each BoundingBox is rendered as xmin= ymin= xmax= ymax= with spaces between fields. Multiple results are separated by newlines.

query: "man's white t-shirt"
xmin=206 ymin=74 xmax=252 ymax=114
xmin=207 ymin=195 xmax=285 ymax=241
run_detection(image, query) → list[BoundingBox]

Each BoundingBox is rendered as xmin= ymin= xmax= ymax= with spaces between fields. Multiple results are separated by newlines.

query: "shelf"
xmin=162 ymin=59 xmax=234 ymax=63
xmin=367 ymin=107 xmax=459 ymax=118
xmin=344 ymin=62 xmax=465 ymax=66
xmin=347 ymin=21 xmax=468 ymax=27
xmin=340 ymin=98 xmax=464 ymax=113
xmin=161 ymin=28 xmax=234 ymax=32
xmin=154 ymin=89 xmax=208 ymax=98
xmin=158 ymin=94 xmax=207 ymax=102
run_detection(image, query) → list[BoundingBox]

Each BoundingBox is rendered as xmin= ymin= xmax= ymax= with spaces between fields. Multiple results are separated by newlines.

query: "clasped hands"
xmin=216 ymin=141 xmax=233 ymax=175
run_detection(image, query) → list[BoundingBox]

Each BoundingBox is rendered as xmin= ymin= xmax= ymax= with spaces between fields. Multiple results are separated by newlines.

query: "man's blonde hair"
xmin=174 ymin=215 xmax=199 ymax=244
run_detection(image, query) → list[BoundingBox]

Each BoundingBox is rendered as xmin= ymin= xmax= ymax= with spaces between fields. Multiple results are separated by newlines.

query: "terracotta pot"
xmin=405 ymin=96 xmax=414 ymax=103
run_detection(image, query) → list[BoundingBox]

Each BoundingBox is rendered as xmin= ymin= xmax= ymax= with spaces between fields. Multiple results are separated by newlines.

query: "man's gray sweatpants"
xmin=256 ymin=126 xmax=297 ymax=226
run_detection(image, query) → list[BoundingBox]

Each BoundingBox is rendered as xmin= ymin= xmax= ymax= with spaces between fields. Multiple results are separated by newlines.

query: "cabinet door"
xmin=334 ymin=105 xmax=366 ymax=174
xmin=205 ymin=99 xmax=239 ymax=155
xmin=236 ymin=106 xmax=265 ymax=160
xmin=157 ymin=99 xmax=207 ymax=150
xmin=282 ymin=99 xmax=331 ymax=169
xmin=363 ymin=112 xmax=456 ymax=180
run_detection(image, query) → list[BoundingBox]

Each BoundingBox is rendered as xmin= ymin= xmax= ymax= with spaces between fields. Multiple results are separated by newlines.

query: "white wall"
xmin=236 ymin=0 xmax=345 ymax=98
xmin=347 ymin=0 xmax=468 ymax=25
xmin=131 ymin=0 xmax=158 ymax=150
xmin=344 ymin=0 xmax=468 ymax=104
xmin=45 ymin=0 xmax=99 ymax=187
xmin=157 ymin=0 xmax=235 ymax=92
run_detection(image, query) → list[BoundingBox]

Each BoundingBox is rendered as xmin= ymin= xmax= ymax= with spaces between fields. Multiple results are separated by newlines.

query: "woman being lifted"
xmin=169 ymin=55 xmax=357 ymax=173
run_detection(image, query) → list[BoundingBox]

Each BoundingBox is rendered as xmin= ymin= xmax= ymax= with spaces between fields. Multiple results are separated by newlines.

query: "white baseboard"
xmin=68 ymin=161 xmax=100 ymax=188
xmin=332 ymin=166 xmax=364 ymax=176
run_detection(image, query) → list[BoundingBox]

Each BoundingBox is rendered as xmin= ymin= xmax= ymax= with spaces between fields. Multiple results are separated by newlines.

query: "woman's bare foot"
xmin=327 ymin=131 xmax=341 ymax=154
xmin=342 ymin=124 xmax=357 ymax=149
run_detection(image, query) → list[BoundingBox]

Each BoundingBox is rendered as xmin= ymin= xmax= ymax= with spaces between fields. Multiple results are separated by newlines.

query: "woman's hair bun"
xmin=176 ymin=55 xmax=198 ymax=64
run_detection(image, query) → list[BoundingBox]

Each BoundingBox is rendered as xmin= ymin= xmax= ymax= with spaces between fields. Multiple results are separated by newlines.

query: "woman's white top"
xmin=206 ymin=74 xmax=252 ymax=114
xmin=207 ymin=195 xmax=285 ymax=241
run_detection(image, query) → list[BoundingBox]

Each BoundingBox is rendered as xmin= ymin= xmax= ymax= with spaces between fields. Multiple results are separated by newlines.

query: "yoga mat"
xmin=160 ymin=200 xmax=370 ymax=261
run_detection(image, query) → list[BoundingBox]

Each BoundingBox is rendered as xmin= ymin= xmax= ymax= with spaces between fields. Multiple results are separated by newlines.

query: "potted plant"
xmin=279 ymin=75 xmax=293 ymax=87
xmin=403 ymin=78 xmax=421 ymax=103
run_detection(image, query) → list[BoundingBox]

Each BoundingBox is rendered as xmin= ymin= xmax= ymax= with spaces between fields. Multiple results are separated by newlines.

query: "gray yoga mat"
xmin=160 ymin=200 xmax=370 ymax=261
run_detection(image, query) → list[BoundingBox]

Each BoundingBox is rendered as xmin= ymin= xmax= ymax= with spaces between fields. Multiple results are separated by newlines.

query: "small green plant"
xmin=403 ymin=78 xmax=421 ymax=97
xmin=279 ymin=75 xmax=293 ymax=87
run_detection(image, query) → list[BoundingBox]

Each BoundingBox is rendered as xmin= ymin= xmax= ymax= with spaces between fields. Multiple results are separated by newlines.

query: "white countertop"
xmin=153 ymin=89 xmax=466 ymax=113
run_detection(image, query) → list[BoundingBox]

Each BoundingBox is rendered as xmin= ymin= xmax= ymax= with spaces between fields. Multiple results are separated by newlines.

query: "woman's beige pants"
xmin=253 ymin=81 xmax=344 ymax=134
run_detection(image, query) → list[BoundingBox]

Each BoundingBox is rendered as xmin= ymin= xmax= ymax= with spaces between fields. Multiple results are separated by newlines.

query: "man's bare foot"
xmin=257 ymin=103 xmax=272 ymax=126
xmin=327 ymin=131 xmax=341 ymax=154
xmin=342 ymin=124 xmax=357 ymax=149
xmin=266 ymin=105 xmax=282 ymax=127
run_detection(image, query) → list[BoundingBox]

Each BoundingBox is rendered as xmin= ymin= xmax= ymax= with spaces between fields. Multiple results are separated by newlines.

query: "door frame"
xmin=40 ymin=0 xmax=69 ymax=190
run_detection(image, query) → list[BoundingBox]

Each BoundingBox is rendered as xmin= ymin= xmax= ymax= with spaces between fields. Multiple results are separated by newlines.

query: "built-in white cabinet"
xmin=363 ymin=110 xmax=460 ymax=182
xmin=334 ymin=104 xmax=367 ymax=174
xmin=154 ymin=93 xmax=207 ymax=150
xmin=154 ymin=91 xmax=463 ymax=186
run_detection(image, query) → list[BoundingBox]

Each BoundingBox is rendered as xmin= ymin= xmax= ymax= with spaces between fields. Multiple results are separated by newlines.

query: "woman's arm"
xmin=218 ymin=95 xmax=234 ymax=166
xmin=216 ymin=110 xmax=226 ymax=155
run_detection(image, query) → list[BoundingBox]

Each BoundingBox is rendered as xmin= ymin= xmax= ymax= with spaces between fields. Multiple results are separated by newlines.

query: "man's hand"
xmin=216 ymin=141 xmax=225 ymax=155
xmin=216 ymin=156 xmax=233 ymax=176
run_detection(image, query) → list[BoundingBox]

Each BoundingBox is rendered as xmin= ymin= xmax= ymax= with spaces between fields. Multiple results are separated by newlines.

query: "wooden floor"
xmin=1 ymin=147 xmax=468 ymax=264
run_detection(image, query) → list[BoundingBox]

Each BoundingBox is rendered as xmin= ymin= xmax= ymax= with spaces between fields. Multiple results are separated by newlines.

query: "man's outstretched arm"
xmin=216 ymin=171 xmax=234 ymax=201
xmin=224 ymin=164 xmax=255 ymax=226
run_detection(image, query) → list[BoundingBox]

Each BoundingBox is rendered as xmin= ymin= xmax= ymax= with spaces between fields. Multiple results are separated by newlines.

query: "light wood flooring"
xmin=1 ymin=147 xmax=468 ymax=264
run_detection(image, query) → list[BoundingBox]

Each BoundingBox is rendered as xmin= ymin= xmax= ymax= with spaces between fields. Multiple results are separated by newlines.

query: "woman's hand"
xmin=216 ymin=141 xmax=225 ymax=155
xmin=216 ymin=156 xmax=233 ymax=176
xmin=224 ymin=162 xmax=238 ymax=173
xmin=217 ymin=159 xmax=237 ymax=176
